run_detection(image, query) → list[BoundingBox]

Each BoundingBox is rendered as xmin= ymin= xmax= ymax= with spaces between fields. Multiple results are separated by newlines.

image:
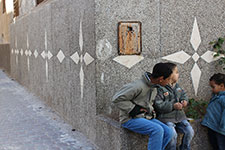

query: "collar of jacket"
xmin=142 ymin=72 xmax=155 ymax=87
xmin=210 ymin=91 xmax=225 ymax=103
xmin=218 ymin=91 xmax=225 ymax=96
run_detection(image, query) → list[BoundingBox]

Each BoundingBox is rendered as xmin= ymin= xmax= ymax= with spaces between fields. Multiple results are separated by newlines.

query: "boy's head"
xmin=151 ymin=62 xmax=173 ymax=86
xmin=165 ymin=62 xmax=179 ymax=84
xmin=209 ymin=73 xmax=225 ymax=94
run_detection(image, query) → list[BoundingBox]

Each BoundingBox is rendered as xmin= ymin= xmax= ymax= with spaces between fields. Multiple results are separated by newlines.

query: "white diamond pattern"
xmin=20 ymin=49 xmax=23 ymax=56
xmin=80 ymin=67 xmax=84 ymax=99
xmin=84 ymin=52 xmax=94 ymax=66
xmin=70 ymin=52 xmax=80 ymax=64
xmin=34 ymin=50 xmax=38 ymax=58
xmin=79 ymin=19 xmax=83 ymax=52
xmin=45 ymin=61 xmax=48 ymax=82
xmin=113 ymin=55 xmax=144 ymax=69
xmin=28 ymin=50 xmax=32 ymax=57
xmin=191 ymin=64 xmax=202 ymax=95
xmin=41 ymin=51 xmax=46 ymax=59
xmin=192 ymin=53 xmax=200 ymax=62
xmin=57 ymin=50 xmax=65 ymax=63
xmin=162 ymin=51 xmax=191 ymax=64
xmin=27 ymin=34 xmax=29 ymax=49
xmin=16 ymin=51 xmax=18 ymax=65
xmin=201 ymin=51 xmax=222 ymax=63
xmin=47 ymin=51 xmax=53 ymax=60
xmin=25 ymin=50 xmax=28 ymax=56
xmin=190 ymin=17 xmax=201 ymax=51
xmin=27 ymin=57 xmax=30 ymax=71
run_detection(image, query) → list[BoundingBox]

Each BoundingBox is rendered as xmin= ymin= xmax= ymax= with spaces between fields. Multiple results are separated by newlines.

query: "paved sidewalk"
xmin=0 ymin=70 xmax=98 ymax=150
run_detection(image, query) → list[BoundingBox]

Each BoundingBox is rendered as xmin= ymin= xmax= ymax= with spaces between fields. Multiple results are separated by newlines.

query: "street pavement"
xmin=0 ymin=70 xmax=98 ymax=150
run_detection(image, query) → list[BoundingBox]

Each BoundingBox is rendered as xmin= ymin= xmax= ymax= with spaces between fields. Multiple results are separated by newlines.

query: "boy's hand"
xmin=140 ymin=108 xmax=148 ymax=113
xmin=174 ymin=102 xmax=183 ymax=110
xmin=129 ymin=105 xmax=147 ymax=118
xmin=181 ymin=100 xmax=188 ymax=107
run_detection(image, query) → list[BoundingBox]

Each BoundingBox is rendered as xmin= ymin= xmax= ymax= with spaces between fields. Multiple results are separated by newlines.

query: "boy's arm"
xmin=112 ymin=83 xmax=142 ymax=115
xmin=154 ymin=90 xmax=174 ymax=113
xmin=178 ymin=84 xmax=188 ymax=102
xmin=177 ymin=84 xmax=188 ymax=107
xmin=219 ymin=97 xmax=225 ymax=131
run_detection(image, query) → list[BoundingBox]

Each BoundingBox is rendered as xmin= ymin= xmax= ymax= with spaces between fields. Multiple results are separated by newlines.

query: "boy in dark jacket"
xmin=154 ymin=63 xmax=194 ymax=150
xmin=112 ymin=62 xmax=173 ymax=150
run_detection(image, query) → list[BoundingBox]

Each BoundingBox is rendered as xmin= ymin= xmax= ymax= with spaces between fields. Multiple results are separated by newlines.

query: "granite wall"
xmin=95 ymin=0 xmax=223 ymax=149
xmin=10 ymin=0 xmax=97 ymax=143
xmin=95 ymin=0 xmax=224 ymax=120
xmin=9 ymin=0 xmax=225 ymax=149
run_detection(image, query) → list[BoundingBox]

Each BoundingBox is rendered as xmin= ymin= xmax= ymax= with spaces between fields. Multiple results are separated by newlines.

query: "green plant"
xmin=184 ymin=98 xmax=208 ymax=120
xmin=209 ymin=37 xmax=225 ymax=70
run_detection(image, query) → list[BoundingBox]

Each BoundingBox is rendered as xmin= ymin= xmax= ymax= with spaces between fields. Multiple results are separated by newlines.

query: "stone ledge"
xmin=95 ymin=115 xmax=148 ymax=150
xmin=95 ymin=116 xmax=212 ymax=150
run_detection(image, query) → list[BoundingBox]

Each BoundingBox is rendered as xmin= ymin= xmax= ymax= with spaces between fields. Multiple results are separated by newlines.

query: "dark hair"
xmin=210 ymin=73 xmax=225 ymax=85
xmin=152 ymin=63 xmax=173 ymax=79
xmin=165 ymin=62 xmax=177 ymax=71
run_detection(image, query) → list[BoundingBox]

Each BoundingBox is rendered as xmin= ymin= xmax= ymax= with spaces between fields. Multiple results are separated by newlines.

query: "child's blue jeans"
xmin=122 ymin=118 xmax=173 ymax=150
xmin=165 ymin=120 xmax=194 ymax=150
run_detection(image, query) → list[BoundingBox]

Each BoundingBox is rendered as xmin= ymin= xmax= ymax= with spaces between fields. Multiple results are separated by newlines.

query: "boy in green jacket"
xmin=154 ymin=63 xmax=194 ymax=150
xmin=112 ymin=62 xmax=173 ymax=150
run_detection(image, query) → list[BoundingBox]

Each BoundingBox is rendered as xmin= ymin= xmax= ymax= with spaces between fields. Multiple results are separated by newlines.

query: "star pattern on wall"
xmin=11 ymin=13 xmax=94 ymax=100
xmin=163 ymin=17 xmax=221 ymax=95
xmin=41 ymin=30 xmax=53 ymax=82
xmin=69 ymin=14 xmax=94 ymax=99
xmin=11 ymin=16 xmax=223 ymax=97
xmin=25 ymin=34 xmax=32 ymax=72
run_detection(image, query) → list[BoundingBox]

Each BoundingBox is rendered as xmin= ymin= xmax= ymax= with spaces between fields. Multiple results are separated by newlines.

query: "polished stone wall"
xmin=9 ymin=0 xmax=224 ymax=149
xmin=10 ymin=0 xmax=96 ymax=143
xmin=95 ymin=0 xmax=223 ymax=149
xmin=95 ymin=0 xmax=224 ymax=118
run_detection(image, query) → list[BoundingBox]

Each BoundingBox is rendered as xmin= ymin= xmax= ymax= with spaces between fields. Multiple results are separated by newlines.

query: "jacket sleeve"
xmin=177 ymin=84 xmax=188 ymax=102
xmin=154 ymin=89 xmax=174 ymax=113
xmin=112 ymin=82 xmax=142 ymax=114
xmin=219 ymin=97 xmax=225 ymax=131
